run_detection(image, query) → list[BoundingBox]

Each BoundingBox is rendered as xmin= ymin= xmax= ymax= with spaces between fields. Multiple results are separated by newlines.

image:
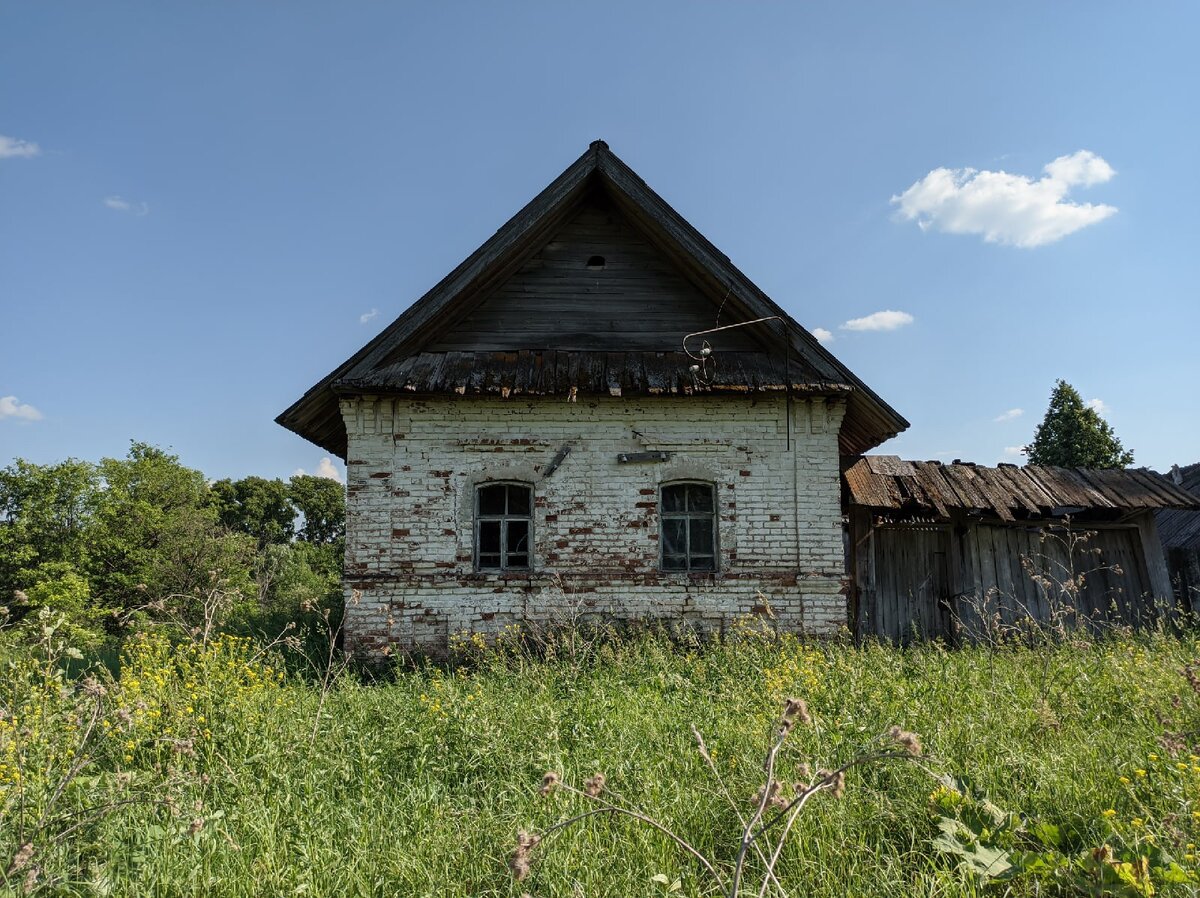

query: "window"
xmin=475 ymin=482 xmax=532 ymax=571
xmin=660 ymin=482 xmax=717 ymax=572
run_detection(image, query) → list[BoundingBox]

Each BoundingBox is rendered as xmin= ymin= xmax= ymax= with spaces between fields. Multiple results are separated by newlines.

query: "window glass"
xmin=689 ymin=518 xmax=713 ymax=555
xmin=506 ymin=485 xmax=531 ymax=516
xmin=660 ymin=482 xmax=717 ymax=572
xmin=475 ymin=483 xmax=532 ymax=571
xmin=661 ymin=484 xmax=687 ymax=513
xmin=478 ymin=484 xmax=506 ymax=516
xmin=662 ymin=518 xmax=687 ymax=555
xmin=687 ymin=483 xmax=714 ymax=513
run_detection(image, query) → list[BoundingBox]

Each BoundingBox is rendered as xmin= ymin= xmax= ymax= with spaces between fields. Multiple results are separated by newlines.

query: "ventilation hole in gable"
xmin=586 ymin=255 xmax=606 ymax=270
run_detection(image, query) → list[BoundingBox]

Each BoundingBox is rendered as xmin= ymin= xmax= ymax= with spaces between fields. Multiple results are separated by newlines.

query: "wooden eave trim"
xmin=275 ymin=143 xmax=604 ymax=438
xmin=596 ymin=149 xmax=909 ymax=449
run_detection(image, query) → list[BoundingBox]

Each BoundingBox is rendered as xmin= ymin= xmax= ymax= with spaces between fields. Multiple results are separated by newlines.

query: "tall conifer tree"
xmin=1025 ymin=380 xmax=1134 ymax=468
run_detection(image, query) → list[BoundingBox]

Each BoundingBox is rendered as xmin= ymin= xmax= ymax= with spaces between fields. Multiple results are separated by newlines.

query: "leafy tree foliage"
xmin=1025 ymin=380 xmax=1134 ymax=469
xmin=212 ymin=476 xmax=296 ymax=547
xmin=287 ymin=475 xmax=346 ymax=545
xmin=0 ymin=443 xmax=345 ymax=649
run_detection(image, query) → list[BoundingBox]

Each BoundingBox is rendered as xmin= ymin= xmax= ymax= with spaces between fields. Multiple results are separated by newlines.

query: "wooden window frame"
xmin=474 ymin=481 xmax=533 ymax=572
xmin=659 ymin=480 xmax=718 ymax=573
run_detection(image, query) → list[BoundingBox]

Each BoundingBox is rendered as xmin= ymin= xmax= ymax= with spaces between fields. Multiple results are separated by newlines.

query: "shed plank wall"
xmin=854 ymin=515 xmax=1169 ymax=643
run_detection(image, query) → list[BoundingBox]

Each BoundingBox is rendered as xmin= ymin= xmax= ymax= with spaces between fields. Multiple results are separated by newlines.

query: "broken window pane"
xmin=662 ymin=518 xmax=687 ymax=556
xmin=661 ymin=484 xmax=686 ymax=512
xmin=475 ymin=483 xmax=533 ymax=572
xmin=687 ymin=483 xmax=714 ymax=513
xmin=660 ymin=482 xmax=717 ymax=573
xmin=507 ymin=520 xmax=529 ymax=553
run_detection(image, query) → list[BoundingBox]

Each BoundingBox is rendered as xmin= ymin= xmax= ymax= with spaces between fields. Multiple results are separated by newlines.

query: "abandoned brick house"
xmin=278 ymin=140 xmax=909 ymax=653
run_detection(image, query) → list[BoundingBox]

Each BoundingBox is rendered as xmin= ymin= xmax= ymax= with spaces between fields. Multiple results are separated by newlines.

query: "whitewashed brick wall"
xmin=339 ymin=394 xmax=848 ymax=654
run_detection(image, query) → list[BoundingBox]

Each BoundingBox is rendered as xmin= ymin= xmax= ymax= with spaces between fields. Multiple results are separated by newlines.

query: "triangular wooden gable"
xmin=278 ymin=141 xmax=908 ymax=458
xmin=426 ymin=191 xmax=763 ymax=353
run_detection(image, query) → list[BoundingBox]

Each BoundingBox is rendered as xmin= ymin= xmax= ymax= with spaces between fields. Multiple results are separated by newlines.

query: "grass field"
xmin=2 ymin=622 xmax=1199 ymax=896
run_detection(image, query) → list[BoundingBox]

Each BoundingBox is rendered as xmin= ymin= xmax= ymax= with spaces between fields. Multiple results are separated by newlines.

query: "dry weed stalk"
xmin=508 ymin=697 xmax=928 ymax=896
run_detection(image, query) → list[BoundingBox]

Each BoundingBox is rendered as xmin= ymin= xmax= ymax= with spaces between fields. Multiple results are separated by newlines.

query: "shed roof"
xmin=1156 ymin=462 xmax=1200 ymax=549
xmin=844 ymin=456 xmax=1200 ymax=522
xmin=277 ymin=141 xmax=908 ymax=459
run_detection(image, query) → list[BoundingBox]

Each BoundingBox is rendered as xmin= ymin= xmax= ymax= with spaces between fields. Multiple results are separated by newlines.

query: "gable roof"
xmin=277 ymin=140 xmax=909 ymax=458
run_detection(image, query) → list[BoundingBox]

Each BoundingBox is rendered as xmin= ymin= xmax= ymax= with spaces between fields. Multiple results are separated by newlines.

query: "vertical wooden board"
xmin=955 ymin=525 xmax=982 ymax=640
xmin=1013 ymin=527 xmax=1041 ymax=626
xmin=875 ymin=530 xmax=891 ymax=641
xmin=986 ymin=527 xmax=1016 ymax=626
xmin=882 ymin=531 xmax=899 ymax=642
xmin=1018 ymin=528 xmax=1048 ymax=623
xmin=1136 ymin=513 xmax=1175 ymax=615
xmin=975 ymin=525 xmax=998 ymax=627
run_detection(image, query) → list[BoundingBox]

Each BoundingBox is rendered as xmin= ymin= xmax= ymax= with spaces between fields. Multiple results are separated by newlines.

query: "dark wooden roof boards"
xmin=844 ymin=456 xmax=1200 ymax=521
xmin=338 ymin=351 xmax=853 ymax=398
xmin=277 ymin=141 xmax=909 ymax=459
xmin=1156 ymin=462 xmax=1200 ymax=550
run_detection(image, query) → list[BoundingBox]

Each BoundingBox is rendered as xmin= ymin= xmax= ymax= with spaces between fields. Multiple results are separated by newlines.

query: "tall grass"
xmin=1 ymin=620 xmax=1198 ymax=896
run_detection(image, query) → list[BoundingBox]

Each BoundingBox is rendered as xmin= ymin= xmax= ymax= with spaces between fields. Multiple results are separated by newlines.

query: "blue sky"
xmin=3 ymin=3 xmax=1197 ymax=481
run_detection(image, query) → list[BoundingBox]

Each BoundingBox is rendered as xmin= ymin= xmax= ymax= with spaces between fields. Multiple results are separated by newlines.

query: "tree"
xmin=1024 ymin=380 xmax=1134 ymax=468
xmin=212 ymin=476 xmax=295 ymax=548
xmin=287 ymin=475 xmax=345 ymax=545
xmin=89 ymin=443 xmax=255 ymax=618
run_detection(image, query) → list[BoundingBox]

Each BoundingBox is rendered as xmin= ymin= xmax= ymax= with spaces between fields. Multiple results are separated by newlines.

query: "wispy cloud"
xmin=359 ymin=308 xmax=379 ymax=324
xmin=811 ymin=327 xmax=834 ymax=345
xmin=891 ymin=150 xmax=1117 ymax=248
xmin=994 ymin=408 xmax=1024 ymax=423
xmin=1003 ymin=446 xmax=1024 ymax=458
xmin=293 ymin=457 xmax=344 ymax=484
xmin=104 ymin=196 xmax=150 ymax=216
xmin=0 ymin=134 xmax=40 ymax=159
xmin=0 ymin=395 xmax=43 ymax=421
xmin=841 ymin=310 xmax=914 ymax=332
xmin=1087 ymin=398 xmax=1109 ymax=414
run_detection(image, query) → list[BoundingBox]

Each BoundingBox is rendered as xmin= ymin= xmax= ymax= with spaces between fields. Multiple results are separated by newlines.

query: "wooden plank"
xmin=429 ymin=197 xmax=763 ymax=354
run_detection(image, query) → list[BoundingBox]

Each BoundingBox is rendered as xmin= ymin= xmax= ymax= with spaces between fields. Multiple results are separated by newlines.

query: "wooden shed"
xmin=844 ymin=456 xmax=1200 ymax=643
xmin=1157 ymin=462 xmax=1200 ymax=614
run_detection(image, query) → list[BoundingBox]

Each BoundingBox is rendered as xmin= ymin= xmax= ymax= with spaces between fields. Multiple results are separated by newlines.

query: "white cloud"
xmin=1086 ymin=398 xmax=1109 ymax=414
xmin=1003 ymin=446 xmax=1024 ymax=457
xmin=104 ymin=196 xmax=149 ymax=216
xmin=891 ymin=150 xmax=1117 ymax=248
xmin=0 ymin=396 xmax=43 ymax=421
xmin=841 ymin=310 xmax=914 ymax=332
xmin=293 ymin=457 xmax=344 ymax=484
xmin=0 ymin=135 xmax=40 ymax=159
xmin=993 ymin=408 xmax=1024 ymax=423
xmin=811 ymin=327 xmax=834 ymax=344
xmin=359 ymin=308 xmax=379 ymax=324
